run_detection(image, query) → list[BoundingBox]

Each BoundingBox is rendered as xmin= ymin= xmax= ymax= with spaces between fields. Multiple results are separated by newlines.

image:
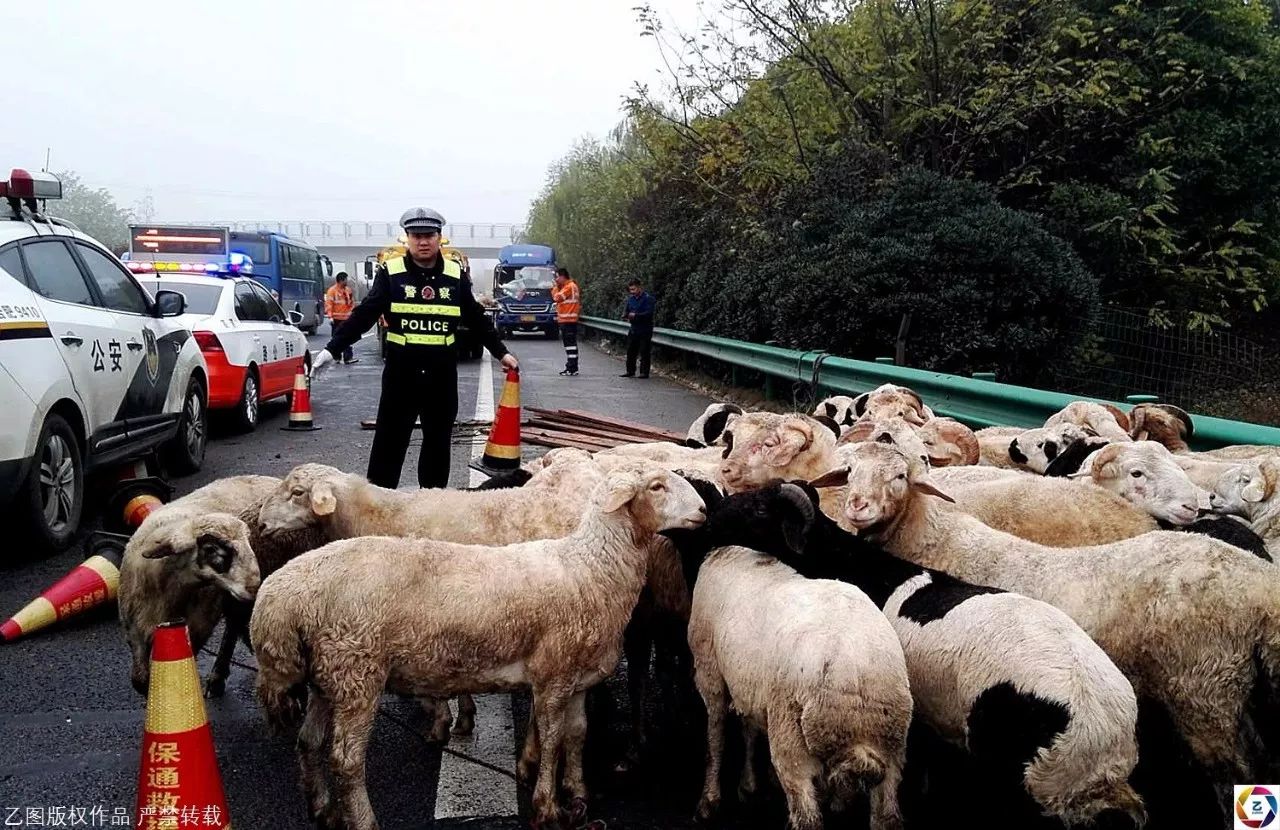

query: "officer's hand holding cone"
xmin=310 ymin=348 xmax=336 ymax=376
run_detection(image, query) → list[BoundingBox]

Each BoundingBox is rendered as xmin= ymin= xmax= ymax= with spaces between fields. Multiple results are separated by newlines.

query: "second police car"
xmin=0 ymin=169 xmax=208 ymax=553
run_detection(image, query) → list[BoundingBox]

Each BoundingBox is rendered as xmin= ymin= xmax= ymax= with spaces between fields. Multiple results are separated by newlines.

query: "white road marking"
xmin=434 ymin=354 xmax=518 ymax=820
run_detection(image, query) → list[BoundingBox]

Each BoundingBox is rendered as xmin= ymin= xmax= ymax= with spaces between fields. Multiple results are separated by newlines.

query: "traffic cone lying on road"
xmin=482 ymin=368 xmax=522 ymax=470
xmin=281 ymin=365 xmax=321 ymax=431
xmin=135 ymin=621 xmax=233 ymax=829
xmin=0 ymin=535 xmax=125 ymax=642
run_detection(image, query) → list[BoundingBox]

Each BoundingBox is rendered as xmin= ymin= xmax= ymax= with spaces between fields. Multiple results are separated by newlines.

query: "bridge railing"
xmin=200 ymin=221 xmax=524 ymax=245
xmin=579 ymin=316 xmax=1280 ymax=450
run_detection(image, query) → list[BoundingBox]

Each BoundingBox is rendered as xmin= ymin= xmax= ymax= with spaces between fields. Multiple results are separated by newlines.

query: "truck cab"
xmin=493 ymin=244 xmax=558 ymax=339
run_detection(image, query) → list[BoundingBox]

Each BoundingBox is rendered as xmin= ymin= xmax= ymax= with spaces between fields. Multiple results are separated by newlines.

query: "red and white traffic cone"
xmin=135 ymin=621 xmax=233 ymax=829
xmin=0 ymin=535 xmax=125 ymax=642
xmin=482 ymin=368 xmax=522 ymax=470
xmin=281 ymin=365 xmax=321 ymax=432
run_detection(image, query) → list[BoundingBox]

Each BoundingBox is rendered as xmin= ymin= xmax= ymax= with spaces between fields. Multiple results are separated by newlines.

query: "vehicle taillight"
xmin=193 ymin=330 xmax=224 ymax=353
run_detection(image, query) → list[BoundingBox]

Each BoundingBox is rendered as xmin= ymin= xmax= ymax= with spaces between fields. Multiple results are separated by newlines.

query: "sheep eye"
xmin=1130 ymin=470 xmax=1143 ymax=478
xmin=876 ymin=434 xmax=893 ymax=444
xmin=896 ymin=473 xmax=907 ymax=481
xmin=649 ymin=481 xmax=665 ymax=492
xmin=291 ymin=487 xmax=305 ymax=497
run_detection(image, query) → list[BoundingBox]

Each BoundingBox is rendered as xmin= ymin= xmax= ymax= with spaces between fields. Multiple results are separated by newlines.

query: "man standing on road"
xmin=620 ymin=278 xmax=656 ymax=379
xmin=324 ymin=272 xmax=358 ymax=364
xmin=551 ymin=266 xmax=581 ymax=376
xmin=312 ymin=207 xmax=519 ymax=489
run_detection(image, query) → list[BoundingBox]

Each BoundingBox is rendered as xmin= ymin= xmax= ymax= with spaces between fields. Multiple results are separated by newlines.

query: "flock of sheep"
xmin=112 ymin=384 xmax=1280 ymax=830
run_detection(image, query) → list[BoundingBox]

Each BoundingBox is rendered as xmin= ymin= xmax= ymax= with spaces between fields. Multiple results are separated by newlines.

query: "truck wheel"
xmin=162 ymin=376 xmax=208 ymax=476
xmin=15 ymin=413 xmax=84 ymax=555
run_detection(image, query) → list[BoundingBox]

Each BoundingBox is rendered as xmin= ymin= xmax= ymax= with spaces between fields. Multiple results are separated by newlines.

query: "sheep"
xmin=1210 ymin=457 xmax=1280 ymax=559
xmin=118 ymin=474 xmax=327 ymax=698
xmin=974 ymin=426 xmax=1034 ymax=469
xmin=250 ymin=462 xmax=708 ymax=830
xmin=669 ymin=480 xmax=1145 ymax=827
xmin=915 ymin=417 xmax=980 ymax=466
xmin=718 ymin=412 xmax=841 ymax=493
xmin=813 ymin=395 xmax=858 ymax=431
xmin=1007 ymin=423 xmax=1094 ymax=473
xmin=595 ymin=442 xmax=729 ymax=482
xmin=1128 ymin=403 xmax=1194 ymax=453
xmin=1197 ymin=444 xmax=1280 ymax=462
xmin=812 ymin=441 xmax=1280 ymax=817
xmin=839 ymin=417 xmax=943 ymax=469
xmin=1044 ymin=401 xmax=1133 ymax=443
xmin=853 ymin=383 xmax=932 ymax=425
xmin=685 ymin=402 xmax=744 ymax=448
xmin=663 ymin=486 xmax=911 ymax=830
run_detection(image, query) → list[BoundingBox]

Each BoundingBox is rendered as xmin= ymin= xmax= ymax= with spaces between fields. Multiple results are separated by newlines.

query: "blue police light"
xmin=227 ymin=252 xmax=254 ymax=274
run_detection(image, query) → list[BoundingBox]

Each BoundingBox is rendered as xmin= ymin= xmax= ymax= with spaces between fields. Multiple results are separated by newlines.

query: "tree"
xmin=48 ymin=171 xmax=134 ymax=254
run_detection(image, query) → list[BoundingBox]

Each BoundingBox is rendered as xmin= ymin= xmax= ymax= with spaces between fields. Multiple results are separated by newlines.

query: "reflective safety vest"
xmin=552 ymin=279 xmax=581 ymax=324
xmin=382 ymin=255 xmax=463 ymax=349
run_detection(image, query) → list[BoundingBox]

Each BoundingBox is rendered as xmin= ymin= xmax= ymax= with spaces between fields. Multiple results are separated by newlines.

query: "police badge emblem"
xmin=422 ymin=286 xmax=435 ymax=301
xmin=143 ymin=327 xmax=161 ymax=385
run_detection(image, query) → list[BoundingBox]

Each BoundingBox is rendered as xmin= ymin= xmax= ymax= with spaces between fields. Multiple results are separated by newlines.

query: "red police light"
xmin=1 ymin=168 xmax=63 ymax=200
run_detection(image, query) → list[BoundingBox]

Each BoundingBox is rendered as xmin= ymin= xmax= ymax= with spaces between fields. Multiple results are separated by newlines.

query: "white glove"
xmin=311 ymin=349 xmax=336 ymax=376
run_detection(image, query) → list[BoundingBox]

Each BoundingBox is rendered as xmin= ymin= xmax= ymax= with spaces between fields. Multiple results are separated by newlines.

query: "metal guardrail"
xmin=580 ymin=317 xmax=1280 ymax=450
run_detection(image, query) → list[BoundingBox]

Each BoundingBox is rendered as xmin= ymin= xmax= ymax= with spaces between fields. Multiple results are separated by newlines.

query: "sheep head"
xmin=916 ymin=417 xmax=980 ymax=466
xmin=1129 ymin=403 xmax=1193 ymax=453
xmin=142 ymin=513 xmax=261 ymax=603
xmin=813 ymin=396 xmax=858 ymax=430
xmin=685 ymin=402 xmax=744 ymax=449
xmin=595 ymin=462 xmax=708 ymax=535
xmin=1044 ymin=401 xmax=1132 ymax=443
xmin=719 ymin=413 xmax=838 ymax=494
xmin=839 ymin=416 xmax=943 ymax=469
xmin=1210 ymin=458 xmax=1280 ymax=519
xmin=258 ymin=463 xmax=350 ymax=536
xmin=1072 ymin=442 xmax=1205 ymax=525
xmin=810 ymin=443 xmax=954 ymax=534
xmin=1008 ymin=423 xmax=1092 ymax=474
xmin=853 ymin=384 xmax=929 ymax=425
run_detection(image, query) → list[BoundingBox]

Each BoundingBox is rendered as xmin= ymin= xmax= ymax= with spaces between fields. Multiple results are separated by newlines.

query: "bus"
xmin=228 ymin=230 xmax=331 ymax=334
xmin=123 ymin=225 xmax=332 ymax=334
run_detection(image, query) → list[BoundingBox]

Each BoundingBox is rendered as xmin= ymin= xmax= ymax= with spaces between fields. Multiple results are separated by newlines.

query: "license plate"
xmin=520 ymin=315 xmax=536 ymax=322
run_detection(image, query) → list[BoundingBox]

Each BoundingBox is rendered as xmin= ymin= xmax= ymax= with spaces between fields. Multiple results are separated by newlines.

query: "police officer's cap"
xmin=399 ymin=207 xmax=445 ymax=235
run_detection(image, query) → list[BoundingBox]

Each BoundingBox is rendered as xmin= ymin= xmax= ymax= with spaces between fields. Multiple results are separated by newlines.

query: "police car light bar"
xmin=0 ymin=168 xmax=62 ymax=201
xmin=126 ymin=252 xmax=253 ymax=276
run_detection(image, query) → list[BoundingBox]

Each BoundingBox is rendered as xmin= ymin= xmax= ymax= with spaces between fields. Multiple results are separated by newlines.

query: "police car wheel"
xmin=16 ymin=413 xmax=84 ymax=554
xmin=234 ymin=371 xmax=260 ymax=432
xmin=163 ymin=377 xmax=207 ymax=476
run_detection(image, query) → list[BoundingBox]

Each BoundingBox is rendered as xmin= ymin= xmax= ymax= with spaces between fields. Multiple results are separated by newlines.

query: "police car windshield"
xmin=500 ymin=267 xmax=555 ymax=297
xmin=142 ymin=281 xmax=222 ymax=315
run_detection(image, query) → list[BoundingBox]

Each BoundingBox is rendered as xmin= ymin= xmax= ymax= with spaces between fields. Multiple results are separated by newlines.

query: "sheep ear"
xmin=812 ymin=414 xmax=841 ymax=439
xmin=809 ymin=466 xmax=851 ymax=489
xmin=852 ymin=392 xmax=870 ymax=418
xmin=911 ymin=480 xmax=956 ymax=503
xmin=600 ymin=479 xmax=639 ymax=513
xmin=310 ymin=482 xmax=337 ymax=516
xmin=142 ymin=518 xmax=194 ymax=559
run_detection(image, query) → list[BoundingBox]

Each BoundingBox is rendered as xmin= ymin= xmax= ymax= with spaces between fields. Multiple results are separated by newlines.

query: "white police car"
xmin=0 ymin=169 xmax=208 ymax=553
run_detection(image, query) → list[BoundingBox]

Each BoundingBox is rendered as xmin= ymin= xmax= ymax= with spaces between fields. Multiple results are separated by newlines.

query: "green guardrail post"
xmin=763 ymin=375 xmax=777 ymax=400
xmin=875 ymin=357 xmax=895 ymax=365
xmin=1126 ymin=394 xmax=1160 ymax=404
xmin=972 ymin=372 xmax=997 ymax=382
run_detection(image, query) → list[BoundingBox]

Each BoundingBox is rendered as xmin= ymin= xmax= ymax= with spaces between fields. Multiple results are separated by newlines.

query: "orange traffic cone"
xmin=281 ymin=365 xmax=321 ymax=431
xmin=1 ymin=535 xmax=124 ymax=642
xmin=104 ymin=476 xmax=171 ymax=535
xmin=482 ymin=368 xmax=522 ymax=470
xmin=135 ymin=621 xmax=233 ymax=829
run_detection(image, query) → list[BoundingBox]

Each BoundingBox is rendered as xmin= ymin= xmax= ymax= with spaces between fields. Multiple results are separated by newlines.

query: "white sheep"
xmin=686 ymin=545 xmax=911 ymax=830
xmin=915 ymin=417 xmax=980 ymax=466
xmin=1043 ymin=401 xmax=1133 ymax=443
xmin=671 ymin=480 xmax=1144 ymax=826
xmin=1006 ymin=423 xmax=1094 ymax=473
xmin=813 ymin=395 xmax=859 ymax=431
xmin=718 ymin=412 xmax=841 ymax=493
xmin=250 ymin=461 xmax=708 ymax=830
xmin=1210 ymin=457 xmax=1280 ymax=558
xmin=852 ymin=384 xmax=933 ymax=425
xmin=813 ymin=441 xmax=1280 ymax=818
xmin=974 ymin=426 xmax=1034 ymax=469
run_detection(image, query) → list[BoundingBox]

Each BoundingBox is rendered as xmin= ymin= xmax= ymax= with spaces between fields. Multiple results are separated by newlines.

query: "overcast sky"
xmin=0 ymin=1 xmax=700 ymax=225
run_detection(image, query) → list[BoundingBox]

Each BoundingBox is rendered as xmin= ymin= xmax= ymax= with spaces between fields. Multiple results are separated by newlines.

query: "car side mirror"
xmin=288 ymin=309 xmax=305 ymax=326
xmin=154 ymin=290 xmax=186 ymax=317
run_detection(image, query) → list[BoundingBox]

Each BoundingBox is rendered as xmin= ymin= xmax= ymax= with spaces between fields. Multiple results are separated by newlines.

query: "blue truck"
xmin=493 ymin=244 xmax=559 ymax=338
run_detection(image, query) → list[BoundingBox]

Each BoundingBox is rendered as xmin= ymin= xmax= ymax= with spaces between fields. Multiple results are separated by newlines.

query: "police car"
xmin=0 ymin=169 xmax=208 ymax=553
xmin=129 ymin=271 xmax=310 ymax=431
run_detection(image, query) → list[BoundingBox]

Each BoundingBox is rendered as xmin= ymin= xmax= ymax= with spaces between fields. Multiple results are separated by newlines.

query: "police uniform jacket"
xmin=325 ymin=254 xmax=508 ymax=367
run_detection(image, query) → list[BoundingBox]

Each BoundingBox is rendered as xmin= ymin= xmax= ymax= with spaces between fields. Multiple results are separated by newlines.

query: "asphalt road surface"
xmin=0 ymin=330 xmax=727 ymax=830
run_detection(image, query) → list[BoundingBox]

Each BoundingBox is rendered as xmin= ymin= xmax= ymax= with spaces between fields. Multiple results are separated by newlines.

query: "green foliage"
xmin=48 ymin=171 xmax=134 ymax=254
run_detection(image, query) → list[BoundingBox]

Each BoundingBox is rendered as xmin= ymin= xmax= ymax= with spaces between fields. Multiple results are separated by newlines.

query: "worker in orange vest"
xmin=551 ymin=266 xmax=581 ymax=376
xmin=324 ymin=272 xmax=359 ymax=364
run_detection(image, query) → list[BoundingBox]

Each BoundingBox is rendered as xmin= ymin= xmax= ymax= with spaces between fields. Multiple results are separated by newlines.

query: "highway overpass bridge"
xmin=190 ymin=220 xmax=525 ymax=265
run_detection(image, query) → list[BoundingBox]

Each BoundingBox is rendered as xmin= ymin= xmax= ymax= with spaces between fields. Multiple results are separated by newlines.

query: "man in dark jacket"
xmin=312 ymin=207 xmax=518 ymax=488
xmin=620 ymin=278 xmax=656 ymax=378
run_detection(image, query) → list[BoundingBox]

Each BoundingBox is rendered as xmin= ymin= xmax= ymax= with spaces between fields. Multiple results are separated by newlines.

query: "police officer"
xmin=312 ymin=207 xmax=519 ymax=489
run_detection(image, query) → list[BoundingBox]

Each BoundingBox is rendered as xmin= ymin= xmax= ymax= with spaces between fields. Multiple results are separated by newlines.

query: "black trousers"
xmin=367 ymin=360 xmax=459 ymax=489
xmin=626 ymin=329 xmax=652 ymax=376
xmin=560 ymin=322 xmax=579 ymax=372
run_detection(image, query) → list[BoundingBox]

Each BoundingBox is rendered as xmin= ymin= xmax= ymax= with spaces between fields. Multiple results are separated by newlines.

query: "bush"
xmin=767 ymin=170 xmax=1099 ymax=384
